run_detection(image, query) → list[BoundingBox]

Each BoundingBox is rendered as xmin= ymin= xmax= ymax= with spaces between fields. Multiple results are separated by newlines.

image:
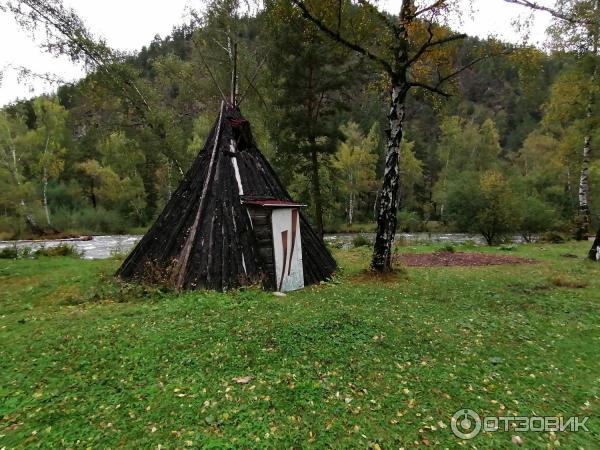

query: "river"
xmin=0 ymin=232 xmax=521 ymax=260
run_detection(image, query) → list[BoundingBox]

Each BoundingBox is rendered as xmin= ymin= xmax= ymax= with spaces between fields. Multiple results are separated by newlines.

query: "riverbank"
xmin=0 ymin=232 xmax=535 ymax=260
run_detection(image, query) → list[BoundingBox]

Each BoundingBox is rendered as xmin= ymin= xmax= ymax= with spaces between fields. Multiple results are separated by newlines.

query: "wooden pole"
xmin=173 ymin=101 xmax=225 ymax=288
xmin=231 ymin=42 xmax=238 ymax=105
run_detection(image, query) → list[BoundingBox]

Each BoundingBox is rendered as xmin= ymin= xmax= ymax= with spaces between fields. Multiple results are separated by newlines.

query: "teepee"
xmin=117 ymin=102 xmax=336 ymax=291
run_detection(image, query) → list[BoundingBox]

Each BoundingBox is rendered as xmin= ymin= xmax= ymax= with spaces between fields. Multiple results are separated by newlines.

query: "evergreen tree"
xmin=265 ymin=2 xmax=358 ymax=235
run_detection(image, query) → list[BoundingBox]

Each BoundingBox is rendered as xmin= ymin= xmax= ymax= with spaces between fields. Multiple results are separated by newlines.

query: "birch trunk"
xmin=348 ymin=191 xmax=354 ymax=225
xmin=577 ymin=128 xmax=591 ymax=239
xmin=42 ymin=171 xmax=51 ymax=227
xmin=371 ymin=83 xmax=408 ymax=271
xmin=579 ymin=6 xmax=598 ymax=240
xmin=42 ymin=135 xmax=52 ymax=227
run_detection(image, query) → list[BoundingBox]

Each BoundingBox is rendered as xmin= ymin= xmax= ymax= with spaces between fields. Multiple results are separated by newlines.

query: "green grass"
xmin=1 ymin=242 xmax=599 ymax=448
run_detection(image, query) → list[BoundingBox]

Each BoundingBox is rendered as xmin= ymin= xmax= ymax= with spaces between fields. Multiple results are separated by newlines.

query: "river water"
xmin=0 ymin=232 xmax=514 ymax=260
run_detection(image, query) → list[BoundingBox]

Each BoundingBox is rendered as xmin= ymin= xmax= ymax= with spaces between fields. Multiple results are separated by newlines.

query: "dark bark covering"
xmin=589 ymin=228 xmax=600 ymax=261
xmin=116 ymin=104 xmax=336 ymax=291
xmin=310 ymin=148 xmax=324 ymax=237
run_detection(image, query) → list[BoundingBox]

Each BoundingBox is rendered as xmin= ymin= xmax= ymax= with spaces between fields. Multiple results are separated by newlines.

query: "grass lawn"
xmin=0 ymin=242 xmax=599 ymax=448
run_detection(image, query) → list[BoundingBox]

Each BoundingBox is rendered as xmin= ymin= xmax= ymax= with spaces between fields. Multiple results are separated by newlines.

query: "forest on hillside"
xmin=0 ymin=0 xmax=598 ymax=245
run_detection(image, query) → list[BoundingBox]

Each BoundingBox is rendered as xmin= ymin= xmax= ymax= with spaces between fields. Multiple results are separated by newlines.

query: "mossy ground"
xmin=1 ymin=242 xmax=599 ymax=448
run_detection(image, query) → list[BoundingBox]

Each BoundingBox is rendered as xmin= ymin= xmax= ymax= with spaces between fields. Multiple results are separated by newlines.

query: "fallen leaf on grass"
xmin=233 ymin=376 xmax=253 ymax=384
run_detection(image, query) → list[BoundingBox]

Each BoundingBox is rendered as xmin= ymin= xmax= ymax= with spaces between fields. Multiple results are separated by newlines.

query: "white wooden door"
xmin=271 ymin=208 xmax=304 ymax=292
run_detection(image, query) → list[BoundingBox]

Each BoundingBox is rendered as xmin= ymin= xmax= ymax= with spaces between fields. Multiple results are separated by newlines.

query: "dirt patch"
xmin=396 ymin=251 xmax=537 ymax=267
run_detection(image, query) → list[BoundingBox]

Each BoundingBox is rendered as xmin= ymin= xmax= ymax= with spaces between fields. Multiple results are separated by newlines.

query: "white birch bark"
xmin=371 ymin=83 xmax=406 ymax=271
xmin=41 ymin=134 xmax=52 ymax=227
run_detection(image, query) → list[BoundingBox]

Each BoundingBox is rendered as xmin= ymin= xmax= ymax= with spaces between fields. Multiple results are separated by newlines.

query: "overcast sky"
xmin=0 ymin=0 xmax=554 ymax=107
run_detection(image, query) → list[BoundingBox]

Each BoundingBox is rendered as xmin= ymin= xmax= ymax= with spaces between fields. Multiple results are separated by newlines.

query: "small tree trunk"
xmin=577 ymin=113 xmax=592 ymax=240
xmin=42 ymin=135 xmax=52 ymax=227
xmin=42 ymin=172 xmax=51 ymax=227
xmin=483 ymin=232 xmax=494 ymax=246
xmin=90 ymin=179 xmax=97 ymax=209
xmin=310 ymin=147 xmax=324 ymax=237
xmin=141 ymin=151 xmax=159 ymax=218
xmin=371 ymin=82 xmax=408 ymax=272
xmin=20 ymin=200 xmax=43 ymax=235
xmin=348 ymin=191 xmax=354 ymax=225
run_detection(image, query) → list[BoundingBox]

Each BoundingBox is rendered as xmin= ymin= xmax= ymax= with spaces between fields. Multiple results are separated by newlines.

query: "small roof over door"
xmin=241 ymin=199 xmax=306 ymax=208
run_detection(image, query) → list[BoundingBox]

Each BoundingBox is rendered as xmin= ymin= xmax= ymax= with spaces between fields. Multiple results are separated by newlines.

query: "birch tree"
xmin=506 ymin=0 xmax=600 ymax=244
xmin=550 ymin=0 xmax=599 ymax=239
xmin=334 ymin=122 xmax=379 ymax=225
xmin=0 ymin=111 xmax=42 ymax=234
xmin=1 ymin=0 xmax=194 ymax=216
xmin=290 ymin=0 xmax=487 ymax=271
xmin=24 ymin=97 xmax=68 ymax=228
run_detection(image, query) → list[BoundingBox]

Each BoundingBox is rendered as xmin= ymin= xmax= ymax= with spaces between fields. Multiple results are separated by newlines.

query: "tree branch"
xmin=238 ymin=50 xmax=270 ymax=105
xmin=409 ymin=54 xmax=493 ymax=97
xmin=290 ymin=0 xmax=394 ymax=75
xmin=437 ymin=54 xmax=491 ymax=84
xmin=356 ymin=0 xmax=403 ymax=36
xmin=410 ymin=0 xmax=447 ymax=20
xmin=408 ymin=24 xmax=466 ymax=66
xmin=408 ymin=81 xmax=450 ymax=97
xmin=7 ymin=0 xmax=152 ymax=112
xmin=503 ymin=0 xmax=596 ymax=25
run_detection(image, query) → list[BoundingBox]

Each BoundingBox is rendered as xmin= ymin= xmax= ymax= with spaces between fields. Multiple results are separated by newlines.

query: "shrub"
xmin=19 ymin=246 xmax=35 ymax=258
xmin=0 ymin=245 xmax=53 ymax=259
xmin=0 ymin=216 xmax=21 ymax=238
xmin=352 ymin=235 xmax=371 ymax=247
xmin=324 ymin=221 xmax=376 ymax=234
xmin=540 ymin=231 xmax=568 ymax=244
xmin=0 ymin=246 xmax=18 ymax=259
xmin=446 ymin=171 xmax=520 ymax=245
xmin=47 ymin=181 xmax=86 ymax=211
xmin=424 ymin=221 xmax=445 ymax=233
xmin=53 ymin=207 xmax=130 ymax=234
xmin=518 ymin=196 xmax=556 ymax=242
xmin=397 ymin=210 xmax=422 ymax=232
xmin=393 ymin=235 xmax=409 ymax=250
xmin=438 ymin=244 xmax=455 ymax=253
xmin=35 ymin=244 xmax=82 ymax=258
